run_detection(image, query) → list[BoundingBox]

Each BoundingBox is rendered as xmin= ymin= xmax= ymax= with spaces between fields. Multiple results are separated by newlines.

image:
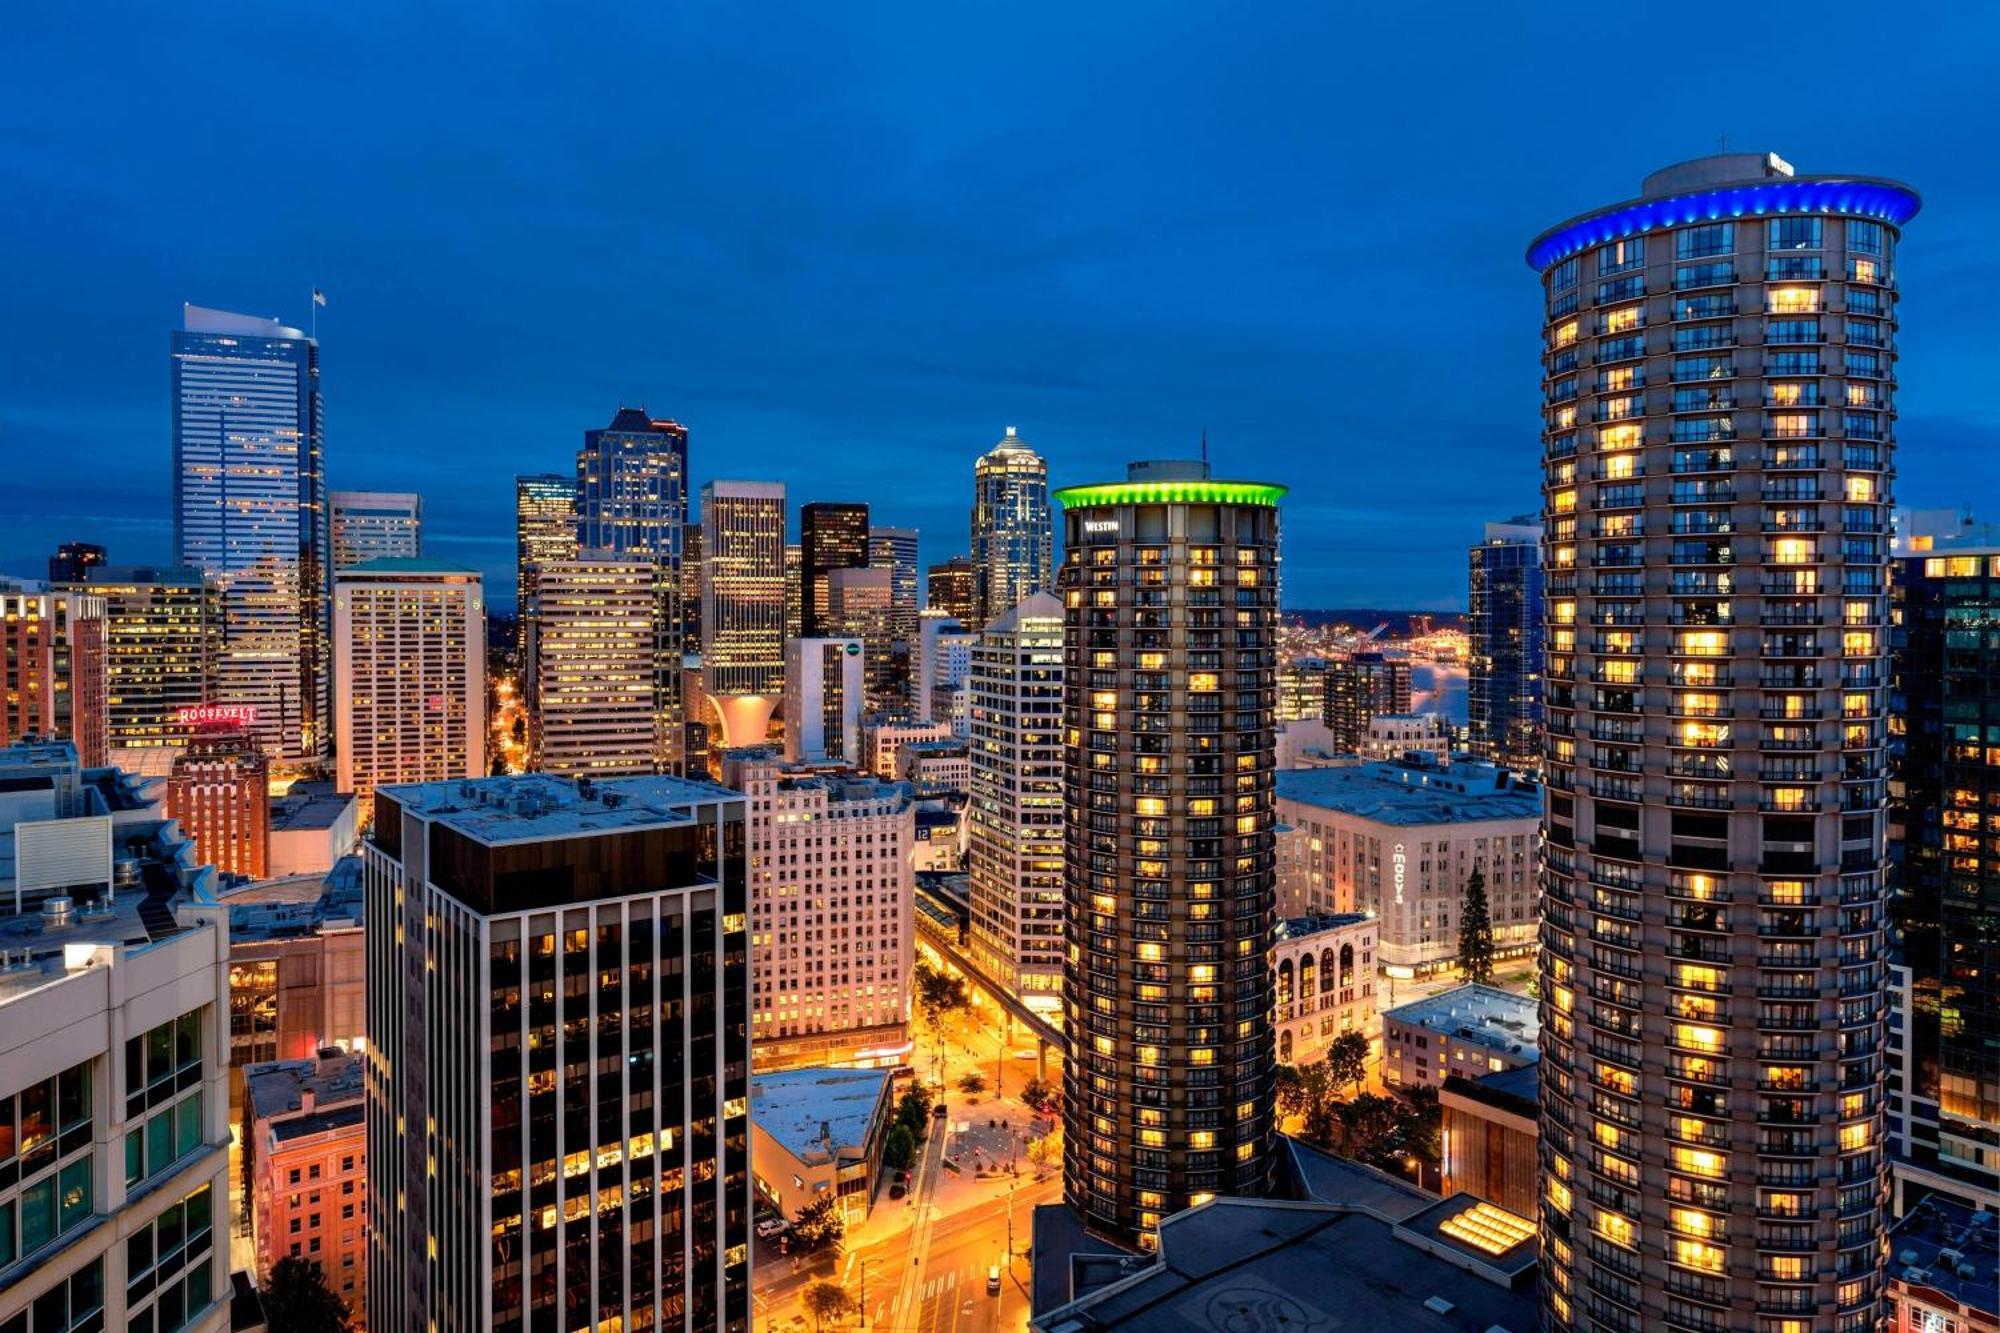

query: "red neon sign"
xmin=176 ymin=704 xmax=259 ymax=727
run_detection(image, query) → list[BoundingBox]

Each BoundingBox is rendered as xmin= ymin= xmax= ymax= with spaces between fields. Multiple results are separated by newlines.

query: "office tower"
xmin=0 ymin=740 xmax=230 ymax=1331
xmin=47 ymin=540 xmax=106 ymax=585
xmin=722 ymin=749 xmax=912 ymax=1071
xmin=365 ymin=774 xmax=750 ymax=1332
xmin=914 ymin=610 xmax=976 ymax=729
xmin=869 ymin=525 xmax=921 ymax=645
xmin=784 ymin=543 xmax=803 ymax=644
xmin=682 ymin=519 xmax=704 ymax=653
xmin=166 ymin=724 xmax=271 ymax=879
xmin=966 ymin=590 xmax=1065 ymax=1017
xmin=800 ymin=503 xmax=870 ymax=638
xmin=172 ymin=303 xmax=328 ymax=763
xmin=1056 ymin=461 xmax=1284 ymax=1248
xmin=577 ymin=409 xmax=690 ymax=774
xmin=81 ymin=565 xmax=220 ymax=750
xmin=827 ymin=566 xmax=897 ymax=708
xmin=514 ymin=472 xmax=579 ymax=617
xmin=329 ymin=489 xmax=423 ymax=568
xmin=1468 ymin=517 xmax=1546 ymax=773
xmin=927 ymin=555 xmax=979 ymax=625
xmin=1324 ymin=652 xmax=1412 ymax=751
xmin=1528 ymin=153 xmax=1916 ymax=1332
xmin=525 ymin=555 xmax=656 ymax=776
xmin=702 ymin=481 xmax=788 ymax=748
xmin=783 ymin=637 xmax=864 ymax=765
xmin=244 ymin=1052 xmax=366 ymax=1313
xmin=0 ymin=585 xmax=106 ymax=765
xmin=972 ymin=427 xmax=1053 ymax=626
xmin=331 ymin=560 xmax=486 ymax=801
xmin=1275 ymin=656 xmax=1331 ymax=722
xmin=1889 ymin=534 xmax=2000 ymax=1210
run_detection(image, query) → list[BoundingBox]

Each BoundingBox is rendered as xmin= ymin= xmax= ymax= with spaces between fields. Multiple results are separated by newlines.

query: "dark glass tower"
xmin=1468 ymin=517 xmax=1546 ymax=773
xmin=1529 ymin=154 xmax=1918 ymax=1333
xmin=1056 ymin=461 xmax=1284 ymax=1250
xmin=1889 ymin=537 xmax=2000 ymax=1210
xmin=799 ymin=502 xmax=870 ymax=638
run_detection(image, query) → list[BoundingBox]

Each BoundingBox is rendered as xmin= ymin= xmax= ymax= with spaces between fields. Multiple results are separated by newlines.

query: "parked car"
xmin=987 ymin=1265 xmax=1002 ymax=1296
xmin=754 ymin=1217 xmax=789 ymax=1240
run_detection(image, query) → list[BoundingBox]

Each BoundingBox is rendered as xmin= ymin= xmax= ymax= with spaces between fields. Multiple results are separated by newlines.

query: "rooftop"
xmin=246 ymin=1051 xmax=366 ymax=1126
xmin=334 ymin=557 xmax=483 ymax=578
xmin=1889 ymin=1195 xmax=1998 ymax=1319
xmin=1384 ymin=984 xmax=1540 ymax=1057
xmin=270 ymin=781 xmax=357 ymax=833
xmin=377 ymin=772 xmax=740 ymax=845
xmin=1276 ymin=758 xmax=1541 ymax=826
xmin=751 ymin=1066 xmax=891 ymax=1165
xmin=224 ymin=857 xmax=364 ymax=942
xmin=1274 ymin=910 xmax=1373 ymax=942
xmin=1441 ymin=1062 xmax=1542 ymax=1118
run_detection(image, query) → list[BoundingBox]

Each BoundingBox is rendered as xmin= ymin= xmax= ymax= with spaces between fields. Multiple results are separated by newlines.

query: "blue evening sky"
xmin=3 ymin=3 xmax=1997 ymax=610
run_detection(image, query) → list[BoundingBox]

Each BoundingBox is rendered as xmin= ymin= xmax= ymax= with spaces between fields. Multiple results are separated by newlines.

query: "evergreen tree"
xmin=1457 ymin=867 xmax=1496 ymax=985
xmin=259 ymin=1257 xmax=352 ymax=1333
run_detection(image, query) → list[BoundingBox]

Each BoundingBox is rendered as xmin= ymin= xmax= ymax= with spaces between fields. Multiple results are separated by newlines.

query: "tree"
xmin=1330 ymin=1093 xmax=1404 ymax=1168
xmin=1326 ymin=1031 xmax=1371 ymax=1098
xmin=790 ymin=1194 xmax=846 ymax=1258
xmin=1401 ymin=1085 xmax=1443 ymax=1171
xmin=895 ymin=1085 xmax=935 ymax=1141
xmin=259 ymin=1257 xmax=352 ymax=1333
xmin=957 ymin=1071 xmax=986 ymax=1095
xmin=913 ymin=961 xmax=969 ymax=1082
xmin=882 ymin=1123 xmax=917 ymax=1172
xmin=1457 ymin=868 xmax=1496 ymax=986
xmin=803 ymin=1280 xmax=857 ymax=1332
xmin=1020 ymin=1076 xmax=1058 ymax=1116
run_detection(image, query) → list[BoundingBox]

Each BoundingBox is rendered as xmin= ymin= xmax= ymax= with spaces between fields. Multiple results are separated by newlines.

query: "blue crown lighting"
xmin=1526 ymin=178 xmax=1921 ymax=271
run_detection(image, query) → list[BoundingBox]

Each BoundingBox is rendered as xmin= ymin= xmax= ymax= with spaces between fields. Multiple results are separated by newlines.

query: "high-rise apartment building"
xmin=927 ymin=555 xmax=979 ymax=626
xmin=0 ymin=585 xmax=106 ymax=766
xmin=914 ymin=611 xmax=976 ymax=730
xmin=525 ymin=555 xmax=657 ymax=776
xmin=172 ymin=304 xmax=328 ymax=763
xmin=514 ymin=472 xmax=579 ymax=617
xmin=783 ymin=637 xmax=864 ymax=766
xmin=365 ymin=774 xmax=751 ymax=1332
xmin=1529 ymin=152 xmax=1916 ymax=1333
xmin=722 ymin=749 xmax=913 ymax=1071
xmin=1889 ymin=535 xmax=2000 ymax=1212
xmin=47 ymin=540 xmax=106 ymax=585
xmin=332 ymin=560 xmax=486 ymax=801
xmin=1468 ymin=517 xmax=1546 ymax=774
xmin=81 ymin=565 xmax=220 ymax=750
xmin=1056 ymin=461 xmax=1283 ymax=1248
xmin=972 ymin=427 xmax=1053 ymax=627
xmin=0 ymin=741 xmax=231 ymax=1332
xmin=869 ymin=525 xmax=920 ymax=646
xmin=702 ymin=481 xmax=788 ymax=748
xmin=966 ymin=591 xmax=1065 ymax=1016
xmin=329 ymin=489 xmax=423 ymax=568
xmin=166 ymin=724 xmax=271 ymax=880
xmin=1275 ymin=656 xmax=1331 ymax=723
xmin=800 ymin=503 xmax=870 ymax=639
xmin=577 ymin=409 xmax=690 ymax=774
xmin=1324 ymin=652 xmax=1412 ymax=752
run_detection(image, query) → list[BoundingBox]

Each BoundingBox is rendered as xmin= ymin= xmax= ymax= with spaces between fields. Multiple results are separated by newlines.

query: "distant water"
xmin=1412 ymin=663 xmax=1468 ymax=727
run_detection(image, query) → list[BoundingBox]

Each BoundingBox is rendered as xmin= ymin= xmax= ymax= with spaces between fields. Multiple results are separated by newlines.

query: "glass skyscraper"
xmin=515 ymin=472 xmax=580 ymax=617
xmin=702 ymin=481 xmax=788 ymax=748
xmin=1530 ymin=153 xmax=1917 ymax=1333
xmin=171 ymin=303 xmax=328 ymax=763
xmin=798 ymin=502 xmax=869 ymax=638
xmin=972 ymin=427 xmax=1052 ymax=627
xmin=1468 ymin=517 xmax=1545 ymax=774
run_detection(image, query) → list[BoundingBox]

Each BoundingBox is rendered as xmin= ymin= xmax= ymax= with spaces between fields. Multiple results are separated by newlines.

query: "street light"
xmin=857 ymin=1257 xmax=876 ymax=1329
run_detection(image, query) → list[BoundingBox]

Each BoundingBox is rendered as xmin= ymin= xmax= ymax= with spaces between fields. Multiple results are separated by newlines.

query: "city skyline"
xmin=7 ymin=6 xmax=1997 ymax=611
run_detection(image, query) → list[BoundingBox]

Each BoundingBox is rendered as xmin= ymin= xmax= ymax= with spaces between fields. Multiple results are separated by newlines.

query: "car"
xmin=987 ymin=1265 xmax=1002 ymax=1296
xmin=754 ymin=1218 xmax=789 ymax=1240
xmin=934 ymin=1102 xmax=948 ymax=1118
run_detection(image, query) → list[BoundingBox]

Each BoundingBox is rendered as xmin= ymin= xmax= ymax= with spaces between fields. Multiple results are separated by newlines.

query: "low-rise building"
xmin=749 ymin=1066 xmax=894 ymax=1229
xmin=0 ymin=740 xmax=231 ymax=1331
xmin=1885 ymin=1194 xmax=1998 ymax=1333
xmin=1271 ymin=912 xmax=1379 ymax=1069
xmin=244 ymin=1052 xmax=367 ymax=1313
xmin=222 ymin=859 xmax=366 ymax=1111
xmin=266 ymin=781 xmax=359 ymax=878
xmin=861 ymin=714 xmax=953 ymax=781
xmin=1275 ymin=718 xmax=1346 ymax=770
xmin=1381 ymin=984 xmax=1538 ymax=1090
xmin=1440 ymin=1063 xmax=1539 ymax=1219
xmin=1276 ymin=757 xmax=1539 ymax=974
xmin=897 ymin=738 xmax=970 ymax=796
xmin=1357 ymin=711 xmax=1450 ymax=763
xmin=911 ymin=797 xmax=967 ymax=873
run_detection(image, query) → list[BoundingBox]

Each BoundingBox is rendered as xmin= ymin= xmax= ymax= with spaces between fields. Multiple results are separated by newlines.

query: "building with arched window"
xmin=1271 ymin=912 xmax=1378 ymax=1071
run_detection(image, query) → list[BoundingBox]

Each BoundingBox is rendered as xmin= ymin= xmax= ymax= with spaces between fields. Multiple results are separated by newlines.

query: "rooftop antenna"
xmin=1200 ymin=427 xmax=1209 ymax=466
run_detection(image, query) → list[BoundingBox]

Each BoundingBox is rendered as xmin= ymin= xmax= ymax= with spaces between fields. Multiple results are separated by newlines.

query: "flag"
xmin=312 ymin=289 xmax=327 ymax=307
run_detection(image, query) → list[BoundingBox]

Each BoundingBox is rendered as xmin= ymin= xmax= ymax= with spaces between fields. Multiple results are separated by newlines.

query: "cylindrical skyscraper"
xmin=1527 ymin=154 xmax=1918 ymax=1333
xmin=1056 ymin=461 xmax=1284 ymax=1250
xmin=972 ymin=427 xmax=1053 ymax=628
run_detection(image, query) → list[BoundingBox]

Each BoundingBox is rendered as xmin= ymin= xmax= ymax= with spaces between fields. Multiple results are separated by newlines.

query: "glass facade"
xmin=1468 ymin=520 xmax=1546 ymax=773
xmin=972 ymin=429 xmax=1053 ymax=628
